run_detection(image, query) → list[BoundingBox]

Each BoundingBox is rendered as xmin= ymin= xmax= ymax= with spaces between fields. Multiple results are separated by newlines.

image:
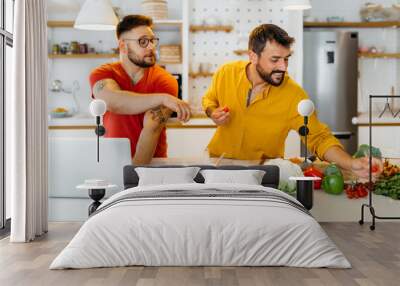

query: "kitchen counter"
xmin=48 ymin=113 xmax=95 ymax=127
xmin=48 ymin=113 xmax=215 ymax=129
xmin=352 ymin=113 xmax=400 ymax=126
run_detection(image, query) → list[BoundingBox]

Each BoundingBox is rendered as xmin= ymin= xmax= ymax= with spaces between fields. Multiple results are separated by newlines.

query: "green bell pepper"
xmin=322 ymin=174 xmax=344 ymax=195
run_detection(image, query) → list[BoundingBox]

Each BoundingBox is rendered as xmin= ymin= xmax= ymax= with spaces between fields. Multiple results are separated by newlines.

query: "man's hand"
xmin=350 ymin=156 xmax=383 ymax=181
xmin=208 ymin=106 xmax=230 ymax=126
xmin=161 ymin=94 xmax=191 ymax=122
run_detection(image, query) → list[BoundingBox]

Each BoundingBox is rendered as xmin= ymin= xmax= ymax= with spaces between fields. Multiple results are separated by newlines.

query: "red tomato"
xmin=371 ymin=164 xmax=379 ymax=173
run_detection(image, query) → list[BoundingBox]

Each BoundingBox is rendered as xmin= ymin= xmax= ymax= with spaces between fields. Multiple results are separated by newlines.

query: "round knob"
xmin=297 ymin=99 xmax=315 ymax=117
xmin=89 ymin=99 xmax=107 ymax=116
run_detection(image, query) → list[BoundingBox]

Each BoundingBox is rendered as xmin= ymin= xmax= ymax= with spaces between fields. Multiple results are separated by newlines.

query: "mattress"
xmin=50 ymin=183 xmax=351 ymax=269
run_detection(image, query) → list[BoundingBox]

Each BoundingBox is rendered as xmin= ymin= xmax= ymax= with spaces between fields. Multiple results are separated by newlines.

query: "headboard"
xmin=123 ymin=164 xmax=280 ymax=189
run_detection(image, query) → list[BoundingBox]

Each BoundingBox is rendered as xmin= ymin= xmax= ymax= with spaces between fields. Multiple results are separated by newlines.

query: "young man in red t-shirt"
xmin=89 ymin=15 xmax=191 ymax=164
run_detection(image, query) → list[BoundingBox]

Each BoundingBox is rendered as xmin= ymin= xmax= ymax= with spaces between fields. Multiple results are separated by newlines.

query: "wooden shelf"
xmin=48 ymin=20 xmax=182 ymax=29
xmin=48 ymin=54 xmax=185 ymax=63
xmin=47 ymin=20 xmax=74 ymax=28
xmin=189 ymin=25 xmax=233 ymax=33
xmin=153 ymin=19 xmax=183 ymax=26
xmin=158 ymin=61 xmax=182 ymax=65
xmin=189 ymin=72 xmax=214 ymax=78
xmin=358 ymin=52 xmax=400 ymax=59
xmin=48 ymin=53 xmax=118 ymax=59
xmin=304 ymin=21 xmax=400 ymax=28
xmin=233 ymin=49 xmax=248 ymax=56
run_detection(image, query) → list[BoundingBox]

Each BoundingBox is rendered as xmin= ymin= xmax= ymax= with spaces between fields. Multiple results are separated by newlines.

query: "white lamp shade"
xmin=297 ymin=99 xmax=315 ymax=117
xmin=283 ymin=0 xmax=312 ymax=10
xmin=90 ymin=99 xmax=107 ymax=116
xmin=74 ymin=0 xmax=119 ymax=30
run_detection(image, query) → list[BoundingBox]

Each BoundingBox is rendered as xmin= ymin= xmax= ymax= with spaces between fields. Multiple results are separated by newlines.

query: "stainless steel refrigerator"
xmin=303 ymin=30 xmax=358 ymax=155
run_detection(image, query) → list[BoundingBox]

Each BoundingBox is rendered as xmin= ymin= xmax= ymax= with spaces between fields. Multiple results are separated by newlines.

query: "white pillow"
xmin=135 ymin=167 xmax=201 ymax=186
xmin=200 ymin=169 xmax=266 ymax=185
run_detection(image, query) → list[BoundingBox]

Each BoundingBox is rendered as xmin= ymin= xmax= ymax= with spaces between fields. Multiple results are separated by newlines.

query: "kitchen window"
xmin=0 ymin=0 xmax=14 ymax=234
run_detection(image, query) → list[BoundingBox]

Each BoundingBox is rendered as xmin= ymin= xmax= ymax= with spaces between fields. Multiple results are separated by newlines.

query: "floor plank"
xmin=0 ymin=222 xmax=399 ymax=286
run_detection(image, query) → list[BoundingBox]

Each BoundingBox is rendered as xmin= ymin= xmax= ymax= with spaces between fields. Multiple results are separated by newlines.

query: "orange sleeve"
xmin=88 ymin=65 xmax=114 ymax=99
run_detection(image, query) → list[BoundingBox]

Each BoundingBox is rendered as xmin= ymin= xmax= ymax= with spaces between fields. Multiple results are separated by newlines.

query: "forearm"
xmin=97 ymin=89 xmax=164 ymax=115
xmin=132 ymin=127 xmax=163 ymax=165
xmin=323 ymin=146 xmax=353 ymax=171
xmin=132 ymin=107 xmax=171 ymax=165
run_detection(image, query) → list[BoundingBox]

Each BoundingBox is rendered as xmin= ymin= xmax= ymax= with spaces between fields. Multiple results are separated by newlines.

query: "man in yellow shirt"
xmin=202 ymin=24 xmax=381 ymax=179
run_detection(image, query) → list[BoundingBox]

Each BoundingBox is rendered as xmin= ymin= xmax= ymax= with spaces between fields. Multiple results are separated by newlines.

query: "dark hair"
xmin=248 ymin=24 xmax=295 ymax=55
xmin=116 ymin=15 xmax=153 ymax=39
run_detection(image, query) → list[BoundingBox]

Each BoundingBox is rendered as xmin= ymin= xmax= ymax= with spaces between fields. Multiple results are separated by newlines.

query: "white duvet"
xmin=50 ymin=183 xmax=351 ymax=269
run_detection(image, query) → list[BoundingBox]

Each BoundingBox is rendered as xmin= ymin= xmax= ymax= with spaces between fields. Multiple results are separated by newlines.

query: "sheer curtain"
xmin=9 ymin=0 xmax=48 ymax=242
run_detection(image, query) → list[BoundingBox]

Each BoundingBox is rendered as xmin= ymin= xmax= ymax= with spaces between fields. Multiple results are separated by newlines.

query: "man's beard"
xmin=127 ymin=48 xmax=156 ymax=68
xmin=256 ymin=63 xmax=285 ymax=87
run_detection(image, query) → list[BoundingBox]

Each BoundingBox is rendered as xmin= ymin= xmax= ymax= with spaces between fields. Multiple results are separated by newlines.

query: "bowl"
xmin=50 ymin=111 xmax=68 ymax=118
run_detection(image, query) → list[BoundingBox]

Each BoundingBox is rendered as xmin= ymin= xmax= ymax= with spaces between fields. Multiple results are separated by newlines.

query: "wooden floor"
xmin=0 ymin=222 xmax=399 ymax=286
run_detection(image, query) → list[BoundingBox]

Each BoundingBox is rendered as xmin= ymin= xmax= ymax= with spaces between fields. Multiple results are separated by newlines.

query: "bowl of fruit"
xmin=50 ymin=107 xmax=69 ymax=118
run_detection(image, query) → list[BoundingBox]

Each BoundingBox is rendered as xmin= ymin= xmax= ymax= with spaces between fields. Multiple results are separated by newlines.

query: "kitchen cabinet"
xmin=304 ymin=21 xmax=400 ymax=28
xmin=166 ymin=127 xmax=300 ymax=159
xmin=166 ymin=127 xmax=215 ymax=157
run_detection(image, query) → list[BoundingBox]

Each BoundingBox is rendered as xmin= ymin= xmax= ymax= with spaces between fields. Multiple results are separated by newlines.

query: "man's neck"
xmin=121 ymin=57 xmax=145 ymax=85
xmin=246 ymin=63 xmax=268 ymax=90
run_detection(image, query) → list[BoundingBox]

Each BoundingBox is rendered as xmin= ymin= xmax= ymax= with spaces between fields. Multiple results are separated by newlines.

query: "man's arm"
xmin=93 ymin=79 xmax=190 ymax=122
xmin=323 ymin=146 xmax=383 ymax=180
xmin=132 ymin=107 xmax=172 ymax=165
xmin=202 ymin=67 xmax=230 ymax=125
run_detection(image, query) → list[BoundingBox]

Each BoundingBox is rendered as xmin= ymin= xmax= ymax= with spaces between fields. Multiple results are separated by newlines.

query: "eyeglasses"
xmin=123 ymin=37 xmax=160 ymax=48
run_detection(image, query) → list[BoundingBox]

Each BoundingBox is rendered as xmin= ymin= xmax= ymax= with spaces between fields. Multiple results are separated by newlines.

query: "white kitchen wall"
xmin=306 ymin=0 xmax=400 ymax=114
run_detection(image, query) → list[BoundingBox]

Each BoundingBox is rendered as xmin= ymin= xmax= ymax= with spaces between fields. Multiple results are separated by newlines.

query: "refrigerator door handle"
xmin=332 ymin=131 xmax=354 ymax=139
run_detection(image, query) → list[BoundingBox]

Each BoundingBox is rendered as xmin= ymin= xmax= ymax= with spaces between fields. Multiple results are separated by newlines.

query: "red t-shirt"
xmin=89 ymin=62 xmax=178 ymax=158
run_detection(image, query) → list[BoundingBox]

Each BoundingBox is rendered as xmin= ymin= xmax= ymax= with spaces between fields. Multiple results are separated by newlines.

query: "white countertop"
xmin=48 ymin=113 xmax=215 ymax=127
xmin=48 ymin=113 xmax=95 ymax=126
xmin=49 ymin=112 xmax=400 ymax=128
xmin=352 ymin=113 xmax=400 ymax=125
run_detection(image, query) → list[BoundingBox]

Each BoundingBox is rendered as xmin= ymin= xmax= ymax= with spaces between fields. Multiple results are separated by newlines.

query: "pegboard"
xmin=188 ymin=0 xmax=290 ymax=110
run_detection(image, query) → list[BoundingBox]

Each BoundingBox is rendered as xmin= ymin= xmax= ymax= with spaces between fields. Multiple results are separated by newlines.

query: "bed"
xmin=50 ymin=165 xmax=350 ymax=269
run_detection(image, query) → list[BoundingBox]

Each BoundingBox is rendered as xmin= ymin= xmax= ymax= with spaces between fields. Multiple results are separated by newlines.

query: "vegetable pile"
xmin=374 ymin=173 xmax=400 ymax=200
xmin=381 ymin=159 xmax=400 ymax=178
xmin=344 ymin=183 xmax=369 ymax=199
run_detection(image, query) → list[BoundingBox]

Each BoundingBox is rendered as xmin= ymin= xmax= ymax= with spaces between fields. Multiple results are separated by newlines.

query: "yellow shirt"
xmin=202 ymin=60 xmax=343 ymax=160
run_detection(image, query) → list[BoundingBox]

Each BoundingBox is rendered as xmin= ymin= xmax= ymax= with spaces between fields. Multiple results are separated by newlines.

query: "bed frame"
xmin=123 ymin=165 xmax=280 ymax=189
